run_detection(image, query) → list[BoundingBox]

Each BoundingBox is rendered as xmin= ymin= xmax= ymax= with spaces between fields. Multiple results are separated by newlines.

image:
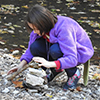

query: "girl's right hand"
xmin=7 ymin=67 xmax=18 ymax=75
xmin=7 ymin=65 xmax=22 ymax=75
xmin=7 ymin=60 xmax=27 ymax=75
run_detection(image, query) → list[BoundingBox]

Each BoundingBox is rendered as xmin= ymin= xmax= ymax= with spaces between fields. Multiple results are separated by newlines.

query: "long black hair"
xmin=26 ymin=4 xmax=58 ymax=35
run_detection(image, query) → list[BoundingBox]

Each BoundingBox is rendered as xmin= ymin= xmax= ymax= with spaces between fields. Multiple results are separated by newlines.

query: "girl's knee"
xmin=49 ymin=43 xmax=63 ymax=60
xmin=49 ymin=46 xmax=56 ymax=54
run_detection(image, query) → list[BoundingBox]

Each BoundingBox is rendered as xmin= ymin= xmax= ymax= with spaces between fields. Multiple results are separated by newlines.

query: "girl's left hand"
xmin=32 ymin=57 xmax=56 ymax=68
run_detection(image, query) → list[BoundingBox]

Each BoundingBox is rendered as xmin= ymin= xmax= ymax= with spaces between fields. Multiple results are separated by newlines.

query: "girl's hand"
xmin=7 ymin=60 xmax=27 ymax=75
xmin=7 ymin=65 xmax=23 ymax=75
xmin=32 ymin=57 xmax=57 ymax=68
xmin=7 ymin=67 xmax=18 ymax=75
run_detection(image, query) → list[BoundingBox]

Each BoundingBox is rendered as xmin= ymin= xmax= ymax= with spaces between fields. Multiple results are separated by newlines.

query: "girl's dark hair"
xmin=26 ymin=4 xmax=58 ymax=34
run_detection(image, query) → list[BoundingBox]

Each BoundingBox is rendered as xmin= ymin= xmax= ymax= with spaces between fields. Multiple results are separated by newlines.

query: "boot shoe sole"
xmin=49 ymin=70 xmax=65 ymax=82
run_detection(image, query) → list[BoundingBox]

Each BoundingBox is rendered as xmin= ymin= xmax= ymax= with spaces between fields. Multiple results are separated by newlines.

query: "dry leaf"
xmin=20 ymin=45 xmax=26 ymax=49
xmin=45 ymin=94 xmax=53 ymax=98
xmin=12 ymin=80 xmax=24 ymax=88
xmin=91 ymin=10 xmax=100 ymax=13
xmin=13 ymin=25 xmax=21 ymax=28
xmin=94 ymin=29 xmax=100 ymax=33
xmin=21 ymin=5 xmax=29 ymax=9
xmin=14 ymin=56 xmax=21 ymax=59
xmin=92 ymin=73 xmax=100 ymax=80
xmin=76 ymin=86 xmax=82 ymax=92
xmin=80 ymin=17 xmax=88 ymax=19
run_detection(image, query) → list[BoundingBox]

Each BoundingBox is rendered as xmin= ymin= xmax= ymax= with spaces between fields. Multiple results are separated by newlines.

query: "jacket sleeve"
xmin=57 ymin=27 xmax=78 ymax=69
xmin=20 ymin=31 xmax=37 ymax=63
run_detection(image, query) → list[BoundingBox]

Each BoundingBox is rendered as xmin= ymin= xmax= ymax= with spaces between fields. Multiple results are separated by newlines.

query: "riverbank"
xmin=0 ymin=49 xmax=100 ymax=100
xmin=0 ymin=0 xmax=100 ymax=64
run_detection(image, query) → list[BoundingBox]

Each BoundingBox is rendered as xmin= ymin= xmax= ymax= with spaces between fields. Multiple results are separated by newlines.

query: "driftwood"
xmin=6 ymin=61 xmax=39 ymax=80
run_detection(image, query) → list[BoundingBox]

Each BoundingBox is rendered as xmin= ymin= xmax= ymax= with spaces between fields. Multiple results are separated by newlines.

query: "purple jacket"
xmin=20 ymin=16 xmax=94 ymax=69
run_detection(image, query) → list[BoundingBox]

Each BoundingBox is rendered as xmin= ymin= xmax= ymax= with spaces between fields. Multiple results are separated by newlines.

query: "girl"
xmin=8 ymin=4 xmax=94 ymax=91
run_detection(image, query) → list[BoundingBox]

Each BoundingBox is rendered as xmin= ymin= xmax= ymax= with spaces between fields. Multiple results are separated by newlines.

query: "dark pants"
xmin=30 ymin=37 xmax=77 ymax=77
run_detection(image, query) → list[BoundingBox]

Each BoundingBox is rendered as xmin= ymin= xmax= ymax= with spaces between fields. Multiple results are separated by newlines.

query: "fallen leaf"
xmin=51 ymin=9 xmax=56 ymax=12
xmin=0 ymin=37 xmax=2 ymax=40
xmin=1 ymin=5 xmax=14 ymax=10
xmin=92 ymin=73 xmax=100 ymax=80
xmin=70 ymin=16 xmax=74 ymax=18
xmin=22 ymin=5 xmax=29 ymax=9
xmin=76 ymin=86 xmax=82 ymax=92
xmin=20 ymin=45 xmax=26 ymax=49
xmin=12 ymin=35 xmax=15 ymax=37
xmin=91 ymin=10 xmax=100 ymax=13
xmin=45 ymin=94 xmax=53 ymax=98
xmin=13 ymin=25 xmax=21 ymax=28
xmin=94 ymin=29 xmax=100 ymax=33
xmin=80 ymin=17 xmax=88 ymax=19
xmin=12 ymin=80 xmax=24 ymax=88
xmin=0 ymin=30 xmax=8 ymax=34
xmin=9 ymin=26 xmax=15 ymax=30
xmin=16 ymin=77 xmax=22 ymax=81
xmin=13 ymin=55 xmax=21 ymax=59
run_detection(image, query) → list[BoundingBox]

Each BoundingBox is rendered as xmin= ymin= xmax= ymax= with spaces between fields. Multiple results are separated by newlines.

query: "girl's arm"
xmin=7 ymin=60 xmax=27 ymax=75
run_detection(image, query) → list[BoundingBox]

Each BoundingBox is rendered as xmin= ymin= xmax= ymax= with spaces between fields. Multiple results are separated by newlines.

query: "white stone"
xmin=12 ymin=50 xmax=19 ymax=55
xmin=52 ymin=97 xmax=59 ymax=100
xmin=10 ymin=63 xmax=18 ymax=67
xmin=28 ymin=89 xmax=38 ymax=93
xmin=13 ymin=90 xmax=19 ymax=94
xmin=61 ymin=96 xmax=68 ymax=100
xmin=98 ymin=87 xmax=100 ymax=92
xmin=28 ymin=68 xmax=46 ymax=77
xmin=2 ymin=88 xmax=10 ymax=93
xmin=2 ymin=73 xmax=7 ymax=77
xmin=4 ymin=48 xmax=9 ymax=52
xmin=41 ymin=85 xmax=48 ymax=89
xmin=4 ymin=79 xmax=9 ymax=85
xmin=8 ymin=86 xmax=15 ymax=90
xmin=26 ymin=73 xmax=44 ymax=86
xmin=34 ymin=93 xmax=42 ymax=97
xmin=70 ymin=7 xmax=76 ymax=10
xmin=7 ymin=30 xmax=14 ymax=34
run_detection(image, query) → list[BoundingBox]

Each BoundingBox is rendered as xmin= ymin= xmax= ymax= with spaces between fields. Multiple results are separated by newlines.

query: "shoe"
xmin=63 ymin=69 xmax=81 ymax=91
xmin=46 ymin=69 xmax=65 ymax=82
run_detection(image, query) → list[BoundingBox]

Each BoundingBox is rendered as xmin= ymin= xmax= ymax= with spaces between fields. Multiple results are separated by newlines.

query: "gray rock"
xmin=2 ymin=88 xmax=10 ymax=93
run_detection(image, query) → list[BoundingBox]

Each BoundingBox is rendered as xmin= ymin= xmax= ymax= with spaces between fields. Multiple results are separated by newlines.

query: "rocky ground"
xmin=0 ymin=49 xmax=100 ymax=100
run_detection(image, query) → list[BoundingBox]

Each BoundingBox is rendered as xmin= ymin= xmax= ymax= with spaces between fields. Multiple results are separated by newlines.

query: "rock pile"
xmin=0 ymin=49 xmax=100 ymax=100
